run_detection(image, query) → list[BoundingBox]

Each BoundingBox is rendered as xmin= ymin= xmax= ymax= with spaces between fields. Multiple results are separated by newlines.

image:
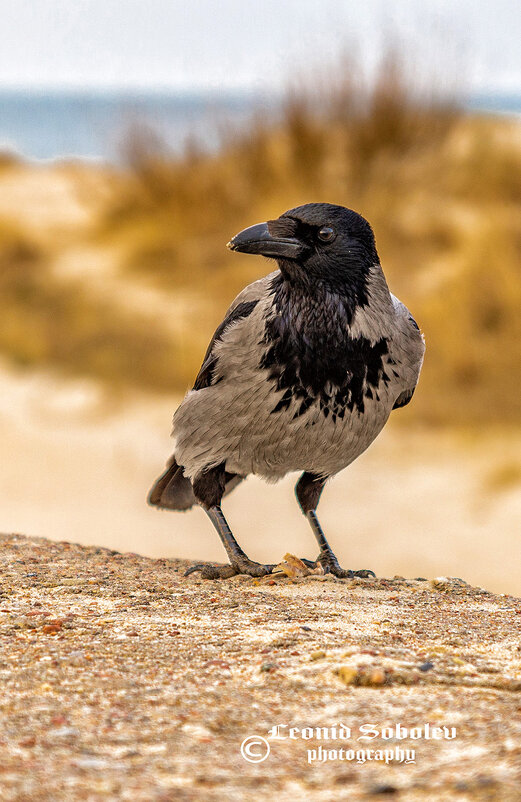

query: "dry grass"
xmin=1 ymin=53 xmax=520 ymax=425
xmin=0 ymin=220 xmax=191 ymax=391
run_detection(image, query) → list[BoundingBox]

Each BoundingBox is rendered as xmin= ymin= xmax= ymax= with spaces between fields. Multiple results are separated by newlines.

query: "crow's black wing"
xmin=192 ymin=299 xmax=259 ymax=390
xmin=191 ymin=271 xmax=278 ymax=390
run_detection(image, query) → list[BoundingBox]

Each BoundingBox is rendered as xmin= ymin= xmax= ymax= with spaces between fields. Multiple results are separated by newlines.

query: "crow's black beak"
xmin=227 ymin=222 xmax=305 ymax=259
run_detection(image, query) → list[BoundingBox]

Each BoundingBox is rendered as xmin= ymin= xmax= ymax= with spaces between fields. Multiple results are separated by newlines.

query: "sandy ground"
xmin=1 ymin=533 xmax=520 ymax=801
xmin=0 ymin=366 xmax=520 ymax=597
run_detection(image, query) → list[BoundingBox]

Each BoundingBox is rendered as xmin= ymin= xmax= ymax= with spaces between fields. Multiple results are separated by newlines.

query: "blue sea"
xmin=0 ymin=90 xmax=519 ymax=163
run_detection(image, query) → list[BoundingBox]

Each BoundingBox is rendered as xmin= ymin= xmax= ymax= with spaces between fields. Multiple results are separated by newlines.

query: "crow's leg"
xmin=295 ymin=472 xmax=376 ymax=579
xmin=185 ymin=506 xmax=275 ymax=579
xmin=184 ymin=464 xmax=274 ymax=579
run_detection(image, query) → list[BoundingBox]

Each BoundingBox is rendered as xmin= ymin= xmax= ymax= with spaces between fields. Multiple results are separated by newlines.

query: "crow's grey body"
xmin=149 ymin=202 xmax=425 ymax=580
xmin=173 ymin=267 xmax=424 ymax=482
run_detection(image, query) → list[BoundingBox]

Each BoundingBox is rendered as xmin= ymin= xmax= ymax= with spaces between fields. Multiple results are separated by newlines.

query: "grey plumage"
xmin=149 ymin=203 xmax=425 ymax=579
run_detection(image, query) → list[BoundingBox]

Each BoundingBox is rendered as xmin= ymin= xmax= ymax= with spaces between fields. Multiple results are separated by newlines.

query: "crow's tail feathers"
xmin=148 ymin=457 xmax=196 ymax=511
xmin=148 ymin=457 xmax=244 ymax=511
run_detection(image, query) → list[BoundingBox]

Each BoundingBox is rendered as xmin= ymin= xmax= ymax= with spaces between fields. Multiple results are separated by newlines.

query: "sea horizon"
xmin=0 ymin=87 xmax=519 ymax=163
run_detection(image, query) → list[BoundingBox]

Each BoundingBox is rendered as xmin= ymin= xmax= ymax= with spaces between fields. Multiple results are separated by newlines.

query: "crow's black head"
xmin=228 ymin=203 xmax=379 ymax=294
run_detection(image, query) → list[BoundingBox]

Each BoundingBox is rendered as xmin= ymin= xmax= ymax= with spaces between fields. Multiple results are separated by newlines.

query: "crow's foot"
xmin=234 ymin=559 xmax=276 ymax=578
xmin=297 ymin=556 xmax=374 ymax=578
xmin=184 ymin=559 xmax=275 ymax=579
xmin=184 ymin=563 xmax=238 ymax=579
xmin=317 ymin=553 xmax=376 ymax=579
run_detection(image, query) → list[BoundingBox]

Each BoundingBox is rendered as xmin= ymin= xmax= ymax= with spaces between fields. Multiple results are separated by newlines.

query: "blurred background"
xmin=0 ymin=0 xmax=520 ymax=593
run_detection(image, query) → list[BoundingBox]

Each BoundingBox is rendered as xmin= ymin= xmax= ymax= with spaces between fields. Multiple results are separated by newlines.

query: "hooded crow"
xmin=148 ymin=203 xmax=425 ymax=579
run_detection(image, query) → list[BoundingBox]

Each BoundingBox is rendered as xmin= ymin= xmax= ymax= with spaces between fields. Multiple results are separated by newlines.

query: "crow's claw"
xmin=317 ymin=554 xmax=376 ymax=579
xmin=184 ymin=560 xmax=275 ymax=579
xmin=184 ymin=563 xmax=238 ymax=579
xmin=350 ymin=569 xmax=376 ymax=578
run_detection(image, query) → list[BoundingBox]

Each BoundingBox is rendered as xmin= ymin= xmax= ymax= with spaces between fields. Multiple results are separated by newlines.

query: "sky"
xmin=0 ymin=0 xmax=519 ymax=94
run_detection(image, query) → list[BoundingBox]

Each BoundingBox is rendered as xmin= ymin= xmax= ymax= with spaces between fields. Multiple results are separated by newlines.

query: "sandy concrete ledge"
xmin=0 ymin=533 xmax=520 ymax=801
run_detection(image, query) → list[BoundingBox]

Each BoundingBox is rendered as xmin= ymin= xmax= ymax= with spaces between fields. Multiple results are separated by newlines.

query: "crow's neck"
xmin=274 ymin=258 xmax=370 ymax=318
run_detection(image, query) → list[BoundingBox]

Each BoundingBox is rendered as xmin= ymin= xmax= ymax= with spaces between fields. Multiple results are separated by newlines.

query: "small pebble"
xmin=260 ymin=661 xmax=277 ymax=673
xmin=336 ymin=666 xmax=358 ymax=685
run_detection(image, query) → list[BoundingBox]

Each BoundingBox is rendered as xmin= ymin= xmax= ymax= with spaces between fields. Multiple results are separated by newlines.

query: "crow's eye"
xmin=317 ymin=226 xmax=335 ymax=242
